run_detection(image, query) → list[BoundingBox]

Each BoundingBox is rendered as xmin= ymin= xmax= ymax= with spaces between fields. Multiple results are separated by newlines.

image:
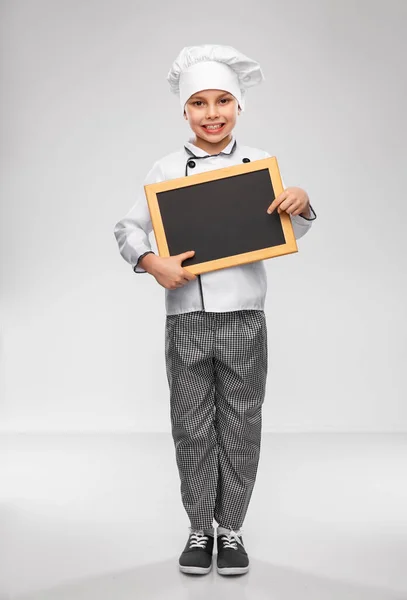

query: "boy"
xmin=114 ymin=44 xmax=317 ymax=576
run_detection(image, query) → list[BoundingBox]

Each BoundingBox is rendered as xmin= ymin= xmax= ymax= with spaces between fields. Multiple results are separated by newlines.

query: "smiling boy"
xmin=114 ymin=44 xmax=317 ymax=576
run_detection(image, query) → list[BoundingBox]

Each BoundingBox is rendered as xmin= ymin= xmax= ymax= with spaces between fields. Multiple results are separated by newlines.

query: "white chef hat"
xmin=167 ymin=44 xmax=264 ymax=114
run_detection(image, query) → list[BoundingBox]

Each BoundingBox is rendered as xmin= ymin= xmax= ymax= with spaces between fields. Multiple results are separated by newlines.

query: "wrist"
xmin=139 ymin=252 xmax=159 ymax=274
xmin=300 ymin=206 xmax=311 ymax=218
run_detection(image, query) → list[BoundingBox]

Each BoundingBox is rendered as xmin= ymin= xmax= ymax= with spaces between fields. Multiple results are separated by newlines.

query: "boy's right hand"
xmin=142 ymin=250 xmax=197 ymax=289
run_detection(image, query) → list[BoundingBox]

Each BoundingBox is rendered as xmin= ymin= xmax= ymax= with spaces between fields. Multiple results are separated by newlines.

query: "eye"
xmin=192 ymin=98 xmax=230 ymax=106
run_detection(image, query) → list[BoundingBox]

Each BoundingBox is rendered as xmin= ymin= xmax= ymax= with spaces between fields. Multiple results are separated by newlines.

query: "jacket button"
xmin=187 ymin=160 xmax=196 ymax=168
xmin=242 ymin=157 xmax=250 ymax=163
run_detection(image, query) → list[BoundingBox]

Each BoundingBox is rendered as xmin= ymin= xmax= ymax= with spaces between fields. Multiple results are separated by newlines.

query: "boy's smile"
xmin=184 ymin=89 xmax=241 ymax=155
xmin=201 ymin=123 xmax=226 ymax=133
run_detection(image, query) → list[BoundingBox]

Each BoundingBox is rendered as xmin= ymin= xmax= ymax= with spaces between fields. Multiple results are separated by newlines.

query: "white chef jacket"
xmin=114 ymin=134 xmax=317 ymax=315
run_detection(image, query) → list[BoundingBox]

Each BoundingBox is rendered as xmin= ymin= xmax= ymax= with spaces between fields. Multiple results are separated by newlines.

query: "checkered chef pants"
xmin=164 ymin=309 xmax=268 ymax=531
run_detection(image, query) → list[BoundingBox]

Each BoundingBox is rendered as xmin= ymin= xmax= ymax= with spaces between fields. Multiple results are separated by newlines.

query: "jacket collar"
xmin=184 ymin=134 xmax=237 ymax=158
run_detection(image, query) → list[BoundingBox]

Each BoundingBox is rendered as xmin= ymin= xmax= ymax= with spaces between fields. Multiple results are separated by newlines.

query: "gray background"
xmin=1 ymin=0 xmax=406 ymax=433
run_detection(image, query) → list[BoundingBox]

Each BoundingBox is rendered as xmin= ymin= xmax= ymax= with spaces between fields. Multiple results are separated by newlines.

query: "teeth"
xmin=205 ymin=124 xmax=223 ymax=130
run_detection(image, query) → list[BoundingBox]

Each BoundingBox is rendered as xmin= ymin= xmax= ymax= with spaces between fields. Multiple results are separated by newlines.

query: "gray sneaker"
xmin=179 ymin=528 xmax=214 ymax=574
xmin=216 ymin=528 xmax=249 ymax=575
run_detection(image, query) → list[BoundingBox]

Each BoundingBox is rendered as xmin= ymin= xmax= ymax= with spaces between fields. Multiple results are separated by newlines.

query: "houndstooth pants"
xmin=165 ymin=309 xmax=268 ymax=531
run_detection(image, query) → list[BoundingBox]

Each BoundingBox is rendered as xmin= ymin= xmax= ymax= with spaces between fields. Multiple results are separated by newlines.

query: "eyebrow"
xmin=189 ymin=92 xmax=232 ymax=100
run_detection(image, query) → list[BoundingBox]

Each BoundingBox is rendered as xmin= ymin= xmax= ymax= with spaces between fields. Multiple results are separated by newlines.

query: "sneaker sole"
xmin=179 ymin=563 xmax=212 ymax=575
xmin=217 ymin=565 xmax=249 ymax=575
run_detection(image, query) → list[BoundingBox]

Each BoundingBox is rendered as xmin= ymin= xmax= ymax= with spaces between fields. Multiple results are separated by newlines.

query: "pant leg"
xmin=165 ymin=311 xmax=217 ymax=530
xmin=213 ymin=310 xmax=268 ymax=530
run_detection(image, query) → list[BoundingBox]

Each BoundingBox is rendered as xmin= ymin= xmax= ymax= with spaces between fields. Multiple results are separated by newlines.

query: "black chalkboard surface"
xmin=144 ymin=156 xmax=297 ymax=275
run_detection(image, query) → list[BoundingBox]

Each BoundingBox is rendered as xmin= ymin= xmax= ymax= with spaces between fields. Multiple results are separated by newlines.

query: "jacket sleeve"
xmin=262 ymin=151 xmax=317 ymax=240
xmin=113 ymin=160 xmax=163 ymax=274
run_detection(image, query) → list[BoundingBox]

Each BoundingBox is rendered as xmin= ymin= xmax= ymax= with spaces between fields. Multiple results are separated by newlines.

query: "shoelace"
xmin=220 ymin=529 xmax=243 ymax=550
xmin=189 ymin=528 xmax=209 ymax=549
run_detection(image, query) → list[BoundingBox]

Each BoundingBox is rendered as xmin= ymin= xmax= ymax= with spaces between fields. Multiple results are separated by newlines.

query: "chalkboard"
xmin=144 ymin=156 xmax=297 ymax=275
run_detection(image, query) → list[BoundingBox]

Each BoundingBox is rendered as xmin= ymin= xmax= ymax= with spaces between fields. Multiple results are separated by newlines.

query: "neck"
xmin=192 ymin=133 xmax=233 ymax=155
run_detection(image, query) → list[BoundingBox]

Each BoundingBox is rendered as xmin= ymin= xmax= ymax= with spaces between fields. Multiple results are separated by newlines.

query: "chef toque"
xmin=167 ymin=44 xmax=265 ymax=114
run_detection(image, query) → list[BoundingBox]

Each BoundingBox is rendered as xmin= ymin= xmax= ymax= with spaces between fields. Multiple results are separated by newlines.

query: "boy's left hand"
xmin=267 ymin=187 xmax=310 ymax=218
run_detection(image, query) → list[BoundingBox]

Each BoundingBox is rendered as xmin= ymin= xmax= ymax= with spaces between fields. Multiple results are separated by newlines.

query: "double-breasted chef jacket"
xmin=114 ymin=134 xmax=317 ymax=316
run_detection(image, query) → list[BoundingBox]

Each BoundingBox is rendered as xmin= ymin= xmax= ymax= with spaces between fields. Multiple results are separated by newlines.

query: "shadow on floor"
xmin=12 ymin=556 xmax=406 ymax=600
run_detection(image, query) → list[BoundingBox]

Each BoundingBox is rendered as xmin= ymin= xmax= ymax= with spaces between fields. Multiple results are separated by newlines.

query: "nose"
xmin=206 ymin=104 xmax=220 ymax=119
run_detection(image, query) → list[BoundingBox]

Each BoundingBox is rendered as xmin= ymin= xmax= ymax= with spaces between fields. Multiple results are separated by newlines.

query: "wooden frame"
xmin=144 ymin=156 xmax=298 ymax=275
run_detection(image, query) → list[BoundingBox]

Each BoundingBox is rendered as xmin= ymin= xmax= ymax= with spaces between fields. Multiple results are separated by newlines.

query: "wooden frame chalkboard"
xmin=144 ymin=156 xmax=298 ymax=275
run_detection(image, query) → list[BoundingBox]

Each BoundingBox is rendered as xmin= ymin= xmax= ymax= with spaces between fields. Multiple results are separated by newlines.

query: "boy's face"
xmin=183 ymin=89 xmax=240 ymax=152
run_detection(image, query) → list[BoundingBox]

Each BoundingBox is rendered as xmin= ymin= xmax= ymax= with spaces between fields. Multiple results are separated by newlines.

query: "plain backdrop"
xmin=0 ymin=0 xmax=406 ymax=433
